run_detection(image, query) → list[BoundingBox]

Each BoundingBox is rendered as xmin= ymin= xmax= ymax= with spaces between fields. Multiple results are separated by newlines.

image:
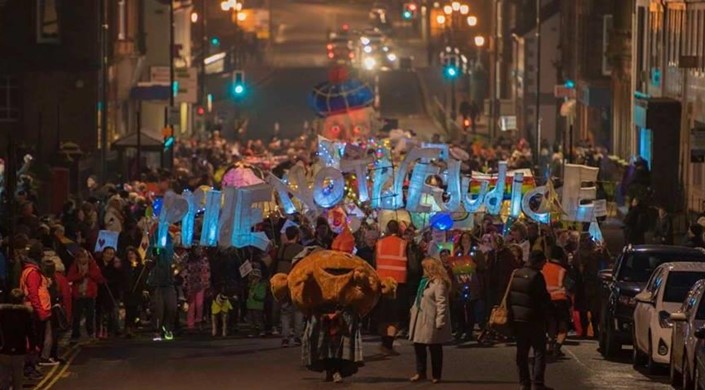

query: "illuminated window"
xmin=36 ymin=0 xmax=60 ymax=43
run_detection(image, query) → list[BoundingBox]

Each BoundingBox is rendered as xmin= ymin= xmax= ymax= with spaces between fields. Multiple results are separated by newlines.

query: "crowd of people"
xmin=2 ymin=128 xmax=705 ymax=390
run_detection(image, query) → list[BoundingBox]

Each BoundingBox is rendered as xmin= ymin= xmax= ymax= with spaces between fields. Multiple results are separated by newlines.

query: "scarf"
xmin=415 ymin=277 xmax=430 ymax=309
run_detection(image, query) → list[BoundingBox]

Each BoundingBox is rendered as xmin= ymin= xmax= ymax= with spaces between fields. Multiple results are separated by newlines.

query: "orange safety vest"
xmin=20 ymin=266 xmax=52 ymax=313
xmin=375 ymin=235 xmax=408 ymax=283
xmin=541 ymin=261 xmax=567 ymax=301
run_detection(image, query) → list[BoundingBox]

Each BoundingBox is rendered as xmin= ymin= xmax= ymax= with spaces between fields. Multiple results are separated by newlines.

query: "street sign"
xmin=175 ymin=67 xmax=198 ymax=104
xmin=150 ymin=66 xmax=170 ymax=84
xmin=499 ymin=116 xmax=517 ymax=131
xmin=691 ymin=126 xmax=705 ymax=163
xmin=554 ymin=85 xmax=576 ymax=99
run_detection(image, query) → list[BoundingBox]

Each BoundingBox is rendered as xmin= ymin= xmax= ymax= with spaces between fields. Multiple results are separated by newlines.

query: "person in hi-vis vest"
xmin=374 ymin=220 xmax=407 ymax=355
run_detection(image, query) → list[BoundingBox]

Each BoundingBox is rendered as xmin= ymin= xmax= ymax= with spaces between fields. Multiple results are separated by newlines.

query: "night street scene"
xmin=2 ymin=0 xmax=705 ymax=389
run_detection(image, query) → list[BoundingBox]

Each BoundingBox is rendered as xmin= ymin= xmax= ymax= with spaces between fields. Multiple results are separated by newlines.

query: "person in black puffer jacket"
xmin=507 ymin=250 xmax=552 ymax=390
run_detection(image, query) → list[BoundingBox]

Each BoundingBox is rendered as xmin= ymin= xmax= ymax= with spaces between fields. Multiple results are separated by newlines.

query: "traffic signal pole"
xmin=167 ymin=0 xmax=175 ymax=170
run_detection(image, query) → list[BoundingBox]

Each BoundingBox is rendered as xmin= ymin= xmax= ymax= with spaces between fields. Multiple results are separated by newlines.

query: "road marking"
xmin=564 ymin=346 xmax=592 ymax=371
xmin=38 ymin=346 xmax=82 ymax=390
xmin=32 ymin=343 xmax=79 ymax=389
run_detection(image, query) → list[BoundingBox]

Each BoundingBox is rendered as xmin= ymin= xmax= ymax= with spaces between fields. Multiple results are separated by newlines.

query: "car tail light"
xmin=327 ymin=52 xmax=334 ymax=59
xmin=327 ymin=44 xmax=333 ymax=50
xmin=349 ymin=52 xmax=354 ymax=59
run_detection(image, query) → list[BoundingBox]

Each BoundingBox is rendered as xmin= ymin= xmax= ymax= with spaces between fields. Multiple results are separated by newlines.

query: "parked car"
xmin=632 ymin=262 xmax=705 ymax=374
xmin=669 ymin=279 xmax=705 ymax=389
xmin=599 ymin=245 xmax=705 ymax=358
xmin=691 ymin=327 xmax=705 ymax=389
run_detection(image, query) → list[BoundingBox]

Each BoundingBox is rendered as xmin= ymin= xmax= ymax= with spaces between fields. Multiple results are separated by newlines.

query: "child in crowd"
xmin=0 ymin=289 xmax=34 ymax=390
xmin=246 ymin=269 xmax=267 ymax=338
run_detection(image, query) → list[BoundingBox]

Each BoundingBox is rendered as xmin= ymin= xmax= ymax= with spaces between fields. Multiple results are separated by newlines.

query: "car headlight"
xmin=387 ymin=53 xmax=397 ymax=61
xmin=617 ymin=295 xmax=636 ymax=308
xmin=363 ymin=57 xmax=376 ymax=70
xmin=382 ymin=46 xmax=389 ymax=52
xmin=363 ymin=45 xmax=372 ymax=54
xmin=360 ymin=37 xmax=370 ymax=45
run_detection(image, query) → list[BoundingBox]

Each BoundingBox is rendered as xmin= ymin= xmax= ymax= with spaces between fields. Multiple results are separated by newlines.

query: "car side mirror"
xmin=670 ymin=312 xmax=687 ymax=322
xmin=635 ymin=291 xmax=654 ymax=305
xmin=598 ymin=269 xmax=613 ymax=282
xmin=695 ymin=327 xmax=705 ymax=339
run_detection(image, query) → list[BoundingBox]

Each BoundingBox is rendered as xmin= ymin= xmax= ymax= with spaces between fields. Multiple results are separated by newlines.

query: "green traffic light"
xmin=234 ymin=83 xmax=245 ymax=95
xmin=210 ymin=37 xmax=220 ymax=46
xmin=565 ymin=79 xmax=575 ymax=89
xmin=403 ymin=10 xmax=412 ymax=19
xmin=445 ymin=66 xmax=458 ymax=78
xmin=163 ymin=136 xmax=175 ymax=150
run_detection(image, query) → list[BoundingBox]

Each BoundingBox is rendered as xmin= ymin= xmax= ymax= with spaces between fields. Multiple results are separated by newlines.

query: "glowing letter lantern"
xmin=433 ymin=158 xmax=462 ymax=212
xmin=483 ymin=161 xmax=507 ymax=215
xmin=341 ymin=158 xmax=372 ymax=203
xmin=521 ymin=186 xmax=550 ymax=224
xmin=370 ymin=157 xmax=394 ymax=209
xmin=313 ymin=167 xmax=346 ymax=208
xmin=390 ymin=147 xmax=443 ymax=209
xmin=406 ymin=162 xmax=440 ymax=212
xmin=461 ymin=177 xmax=488 ymax=213
xmin=157 ymin=191 xmax=188 ymax=248
xmin=200 ymin=189 xmax=222 ymax=246
xmin=509 ymin=172 xmax=524 ymax=218
xmin=180 ymin=189 xmax=196 ymax=247
xmin=267 ymin=173 xmax=298 ymax=215
xmin=230 ymin=183 xmax=272 ymax=251
xmin=317 ymin=136 xmax=346 ymax=169
xmin=562 ymin=164 xmax=599 ymax=222
xmin=285 ymin=164 xmax=317 ymax=212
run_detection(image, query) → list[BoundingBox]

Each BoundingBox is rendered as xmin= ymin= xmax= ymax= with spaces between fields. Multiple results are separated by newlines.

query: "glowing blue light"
xmin=234 ymin=84 xmax=245 ymax=95
xmin=509 ymin=172 xmax=524 ymax=218
xmin=430 ymin=212 xmax=453 ymax=231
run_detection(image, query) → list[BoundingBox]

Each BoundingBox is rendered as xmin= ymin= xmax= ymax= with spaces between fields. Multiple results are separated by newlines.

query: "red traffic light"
xmin=408 ymin=3 xmax=417 ymax=11
xmin=463 ymin=118 xmax=471 ymax=129
xmin=197 ymin=106 xmax=205 ymax=116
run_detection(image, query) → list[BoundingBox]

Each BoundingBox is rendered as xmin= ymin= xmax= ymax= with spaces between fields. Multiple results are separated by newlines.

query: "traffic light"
xmin=402 ymin=3 xmax=417 ymax=20
xmin=443 ymin=53 xmax=459 ymax=79
xmin=196 ymin=106 xmax=205 ymax=116
xmin=462 ymin=116 xmax=471 ymax=130
xmin=232 ymin=70 xmax=246 ymax=98
xmin=210 ymin=36 xmax=220 ymax=47
xmin=564 ymin=79 xmax=576 ymax=89
xmin=162 ymin=126 xmax=174 ymax=150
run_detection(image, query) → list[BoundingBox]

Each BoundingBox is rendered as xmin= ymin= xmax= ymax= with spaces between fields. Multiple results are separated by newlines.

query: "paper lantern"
xmin=181 ymin=189 xmax=196 ymax=247
xmin=406 ymin=162 xmax=439 ymax=212
xmin=341 ymin=157 xmax=372 ymax=203
xmin=462 ymin=176 xmax=488 ymax=213
xmin=433 ymin=159 xmax=462 ymax=212
xmin=228 ymin=184 xmax=272 ymax=251
xmin=200 ymin=189 xmax=222 ymax=246
xmin=371 ymin=157 xmax=394 ymax=209
xmin=522 ymin=186 xmax=550 ymax=224
xmin=509 ymin=172 xmax=524 ymax=218
xmin=562 ymin=164 xmax=599 ymax=222
xmin=484 ymin=161 xmax=507 ymax=215
xmin=390 ymin=147 xmax=443 ymax=210
xmin=156 ymin=191 xmax=188 ymax=248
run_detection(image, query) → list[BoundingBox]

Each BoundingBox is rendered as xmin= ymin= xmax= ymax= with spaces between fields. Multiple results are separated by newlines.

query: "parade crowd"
xmin=1 ymin=130 xmax=705 ymax=390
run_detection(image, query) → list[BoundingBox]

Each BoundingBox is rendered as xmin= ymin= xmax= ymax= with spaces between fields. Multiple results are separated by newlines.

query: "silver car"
xmin=670 ymin=279 xmax=705 ymax=389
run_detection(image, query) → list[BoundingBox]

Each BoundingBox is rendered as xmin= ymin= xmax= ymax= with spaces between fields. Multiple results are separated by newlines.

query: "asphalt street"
xmin=44 ymin=334 xmax=671 ymax=390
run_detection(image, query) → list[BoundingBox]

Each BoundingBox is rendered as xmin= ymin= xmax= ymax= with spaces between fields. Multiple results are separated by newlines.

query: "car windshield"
xmin=664 ymin=272 xmax=705 ymax=303
xmin=618 ymin=253 xmax=705 ymax=282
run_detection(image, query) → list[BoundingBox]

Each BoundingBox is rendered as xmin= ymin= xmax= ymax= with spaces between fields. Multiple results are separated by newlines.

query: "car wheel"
xmin=694 ymin=363 xmax=701 ymax=390
xmin=633 ymin=329 xmax=647 ymax=368
xmin=672 ymin=350 xmax=683 ymax=387
xmin=685 ymin=356 xmax=695 ymax=390
xmin=646 ymin=332 xmax=658 ymax=375
xmin=602 ymin=315 xmax=620 ymax=358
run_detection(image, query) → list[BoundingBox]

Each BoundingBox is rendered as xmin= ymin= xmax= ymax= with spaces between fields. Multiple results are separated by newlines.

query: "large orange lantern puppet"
xmin=308 ymin=66 xmax=376 ymax=142
xmin=270 ymin=248 xmax=396 ymax=383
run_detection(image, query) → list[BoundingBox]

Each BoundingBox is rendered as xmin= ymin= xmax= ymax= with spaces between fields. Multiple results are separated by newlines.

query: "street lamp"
xmin=467 ymin=16 xmax=477 ymax=27
xmin=459 ymin=4 xmax=469 ymax=15
xmin=443 ymin=5 xmax=452 ymax=14
xmin=451 ymin=1 xmax=460 ymax=11
xmin=474 ymin=35 xmax=485 ymax=47
xmin=436 ymin=14 xmax=446 ymax=24
xmin=191 ymin=11 xmax=199 ymax=23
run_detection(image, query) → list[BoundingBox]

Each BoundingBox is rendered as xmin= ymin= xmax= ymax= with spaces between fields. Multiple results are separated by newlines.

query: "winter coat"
xmin=55 ymin=272 xmax=72 ymax=320
xmin=0 ymin=303 xmax=33 ymax=355
xmin=408 ymin=279 xmax=452 ymax=345
xmin=507 ymin=266 xmax=552 ymax=323
xmin=183 ymin=255 xmax=211 ymax=297
xmin=67 ymin=260 xmax=105 ymax=299
xmin=246 ymin=280 xmax=267 ymax=311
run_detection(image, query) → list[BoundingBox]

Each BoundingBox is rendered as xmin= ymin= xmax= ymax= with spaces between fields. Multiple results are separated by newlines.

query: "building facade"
xmin=632 ymin=0 xmax=705 ymax=213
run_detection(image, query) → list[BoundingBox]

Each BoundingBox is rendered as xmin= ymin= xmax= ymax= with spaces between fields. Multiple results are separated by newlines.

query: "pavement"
xmin=42 ymin=332 xmax=671 ymax=390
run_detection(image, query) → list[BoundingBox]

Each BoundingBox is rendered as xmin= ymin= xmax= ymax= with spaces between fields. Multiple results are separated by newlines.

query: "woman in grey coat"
xmin=408 ymin=258 xmax=452 ymax=383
